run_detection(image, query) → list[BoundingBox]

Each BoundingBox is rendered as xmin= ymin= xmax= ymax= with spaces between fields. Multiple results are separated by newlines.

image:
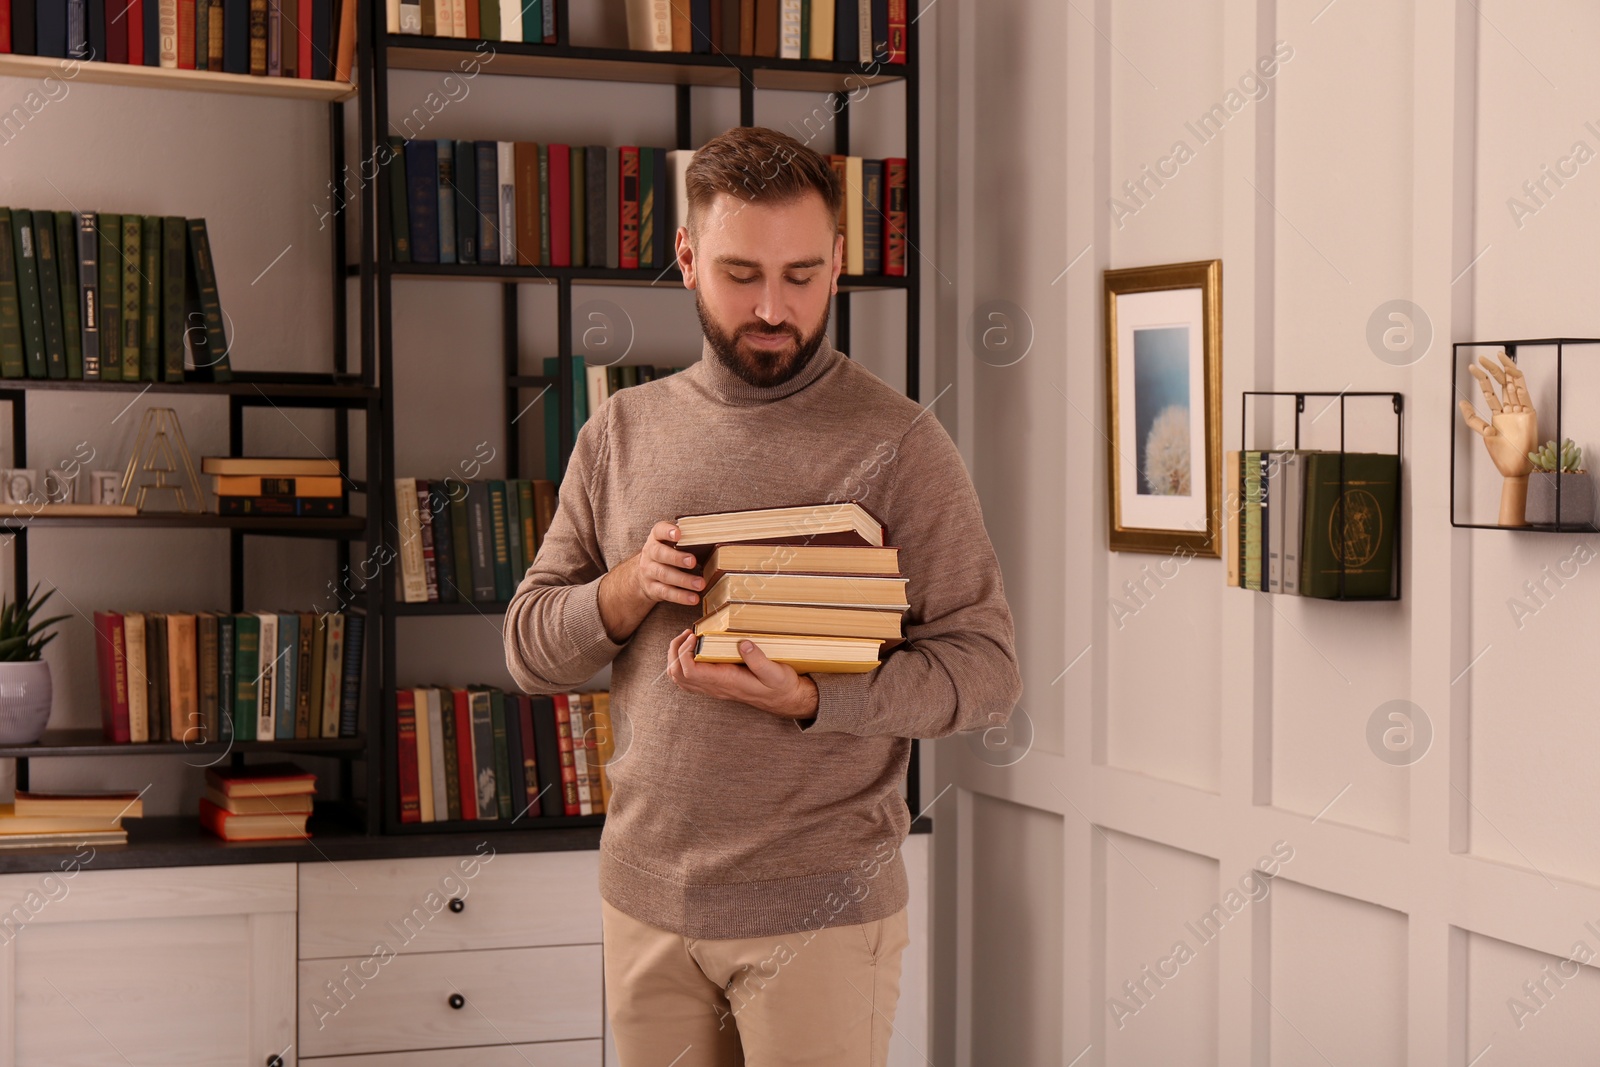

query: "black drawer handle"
xmin=267 ymin=1056 xmax=285 ymax=1067
xmin=449 ymin=897 xmax=465 ymax=913
xmin=448 ymin=992 xmax=465 ymax=1010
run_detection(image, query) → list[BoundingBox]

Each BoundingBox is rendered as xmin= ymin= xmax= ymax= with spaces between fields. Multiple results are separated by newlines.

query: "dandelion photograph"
xmin=1105 ymin=260 xmax=1222 ymax=555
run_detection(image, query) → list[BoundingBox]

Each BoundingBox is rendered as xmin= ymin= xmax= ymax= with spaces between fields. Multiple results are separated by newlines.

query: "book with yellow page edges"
xmin=676 ymin=501 xmax=907 ymax=673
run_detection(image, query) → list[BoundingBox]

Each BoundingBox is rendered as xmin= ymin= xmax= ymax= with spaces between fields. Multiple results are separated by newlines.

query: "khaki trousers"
xmin=601 ymin=897 xmax=911 ymax=1067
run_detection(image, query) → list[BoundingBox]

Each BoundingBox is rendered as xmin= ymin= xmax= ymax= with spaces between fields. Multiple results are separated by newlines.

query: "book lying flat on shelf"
xmin=13 ymin=790 xmax=144 ymax=819
xmin=199 ymin=762 xmax=315 ymax=841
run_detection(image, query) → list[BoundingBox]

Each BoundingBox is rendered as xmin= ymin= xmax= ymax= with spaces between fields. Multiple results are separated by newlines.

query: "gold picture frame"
xmin=1104 ymin=259 xmax=1223 ymax=556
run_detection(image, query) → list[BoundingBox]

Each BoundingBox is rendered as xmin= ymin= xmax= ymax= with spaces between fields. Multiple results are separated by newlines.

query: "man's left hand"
xmin=666 ymin=628 xmax=820 ymax=721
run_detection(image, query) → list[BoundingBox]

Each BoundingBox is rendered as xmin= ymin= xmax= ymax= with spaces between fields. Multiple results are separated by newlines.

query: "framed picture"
xmin=1104 ymin=259 xmax=1222 ymax=556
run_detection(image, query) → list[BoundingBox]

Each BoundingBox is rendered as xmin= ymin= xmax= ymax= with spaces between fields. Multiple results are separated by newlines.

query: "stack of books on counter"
xmin=0 ymin=790 xmax=144 ymax=848
xmin=676 ymin=501 xmax=908 ymax=674
xmin=202 ymin=456 xmax=347 ymax=518
xmin=199 ymin=763 xmax=315 ymax=842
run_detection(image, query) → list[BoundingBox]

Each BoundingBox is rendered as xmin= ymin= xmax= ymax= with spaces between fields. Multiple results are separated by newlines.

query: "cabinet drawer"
xmin=298 ymin=849 xmax=600 ymax=959
xmin=298 ymin=944 xmax=602 ymax=1058
xmin=301 ymin=1039 xmax=600 ymax=1067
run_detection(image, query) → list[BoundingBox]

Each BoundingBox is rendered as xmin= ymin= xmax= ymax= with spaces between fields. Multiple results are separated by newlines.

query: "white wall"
xmin=930 ymin=0 xmax=1600 ymax=1062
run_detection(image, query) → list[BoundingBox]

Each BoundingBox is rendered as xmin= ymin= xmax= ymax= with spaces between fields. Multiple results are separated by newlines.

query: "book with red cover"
xmin=514 ymin=141 xmax=542 ymax=267
xmin=453 ymin=687 xmax=477 ymax=820
xmin=619 ymin=146 xmax=640 ymax=270
xmin=297 ymin=0 xmax=311 ymax=76
xmin=552 ymin=693 xmax=580 ymax=815
xmin=396 ymin=690 xmax=420 ymax=823
xmin=548 ymin=143 xmax=572 ymax=268
xmin=883 ymin=157 xmax=907 ymax=277
xmin=107 ymin=0 xmax=129 ymax=62
xmin=177 ymin=0 xmax=195 ymax=67
xmin=206 ymin=761 xmax=318 ymax=797
xmin=887 ymin=0 xmax=905 ymax=62
xmin=198 ymin=796 xmax=310 ymax=841
xmin=93 ymin=611 xmax=131 ymax=743
xmin=515 ymin=693 xmax=542 ymax=817
xmin=127 ymin=0 xmax=145 ymax=63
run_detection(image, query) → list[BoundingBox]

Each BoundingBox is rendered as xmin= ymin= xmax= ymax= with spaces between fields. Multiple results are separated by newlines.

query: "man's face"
xmin=678 ymin=189 xmax=844 ymax=389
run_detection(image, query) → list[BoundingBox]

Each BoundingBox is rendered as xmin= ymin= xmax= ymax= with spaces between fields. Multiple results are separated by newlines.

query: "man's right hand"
xmin=597 ymin=520 xmax=706 ymax=643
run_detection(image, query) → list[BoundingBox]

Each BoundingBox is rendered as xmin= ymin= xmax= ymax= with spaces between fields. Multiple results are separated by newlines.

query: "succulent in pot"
xmin=1525 ymin=438 xmax=1596 ymax=528
xmin=0 ymin=583 xmax=68 ymax=745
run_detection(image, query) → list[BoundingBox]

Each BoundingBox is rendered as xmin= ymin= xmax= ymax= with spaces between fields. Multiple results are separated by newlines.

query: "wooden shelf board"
xmin=0 ymin=52 xmax=356 ymax=101
xmin=0 ymin=728 xmax=367 ymax=759
xmin=14 ymin=512 xmax=368 ymax=537
xmin=384 ymin=39 xmax=906 ymax=92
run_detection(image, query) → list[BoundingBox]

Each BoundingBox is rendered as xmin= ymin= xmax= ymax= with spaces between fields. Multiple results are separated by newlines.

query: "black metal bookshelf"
xmin=0 ymin=81 xmax=382 ymax=828
xmin=361 ymin=1 xmax=926 ymax=840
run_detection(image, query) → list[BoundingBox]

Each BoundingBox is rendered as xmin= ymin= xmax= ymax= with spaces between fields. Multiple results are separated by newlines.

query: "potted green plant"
xmin=1525 ymin=438 xmax=1596 ymax=527
xmin=0 ymin=583 xmax=68 ymax=744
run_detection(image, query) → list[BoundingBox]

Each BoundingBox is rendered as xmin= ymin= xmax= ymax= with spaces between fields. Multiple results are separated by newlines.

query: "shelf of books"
xmin=0 ymin=0 xmax=360 ymax=101
xmin=1229 ymin=391 xmax=1404 ymax=601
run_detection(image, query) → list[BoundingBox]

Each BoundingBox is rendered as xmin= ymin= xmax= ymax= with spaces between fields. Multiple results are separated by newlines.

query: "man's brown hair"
xmin=683 ymin=125 xmax=844 ymax=238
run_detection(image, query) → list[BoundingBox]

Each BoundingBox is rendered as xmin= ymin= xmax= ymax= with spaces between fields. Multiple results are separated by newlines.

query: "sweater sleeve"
xmin=503 ymin=401 xmax=627 ymax=694
xmin=799 ymin=412 xmax=1023 ymax=740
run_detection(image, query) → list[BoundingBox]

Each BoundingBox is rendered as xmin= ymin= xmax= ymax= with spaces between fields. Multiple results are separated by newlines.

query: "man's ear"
xmin=676 ymin=226 xmax=696 ymax=289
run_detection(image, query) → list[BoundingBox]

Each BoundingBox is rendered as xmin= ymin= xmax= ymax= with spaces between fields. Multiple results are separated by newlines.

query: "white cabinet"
xmin=297 ymin=849 xmax=603 ymax=1065
xmin=0 ymin=862 xmax=298 ymax=1067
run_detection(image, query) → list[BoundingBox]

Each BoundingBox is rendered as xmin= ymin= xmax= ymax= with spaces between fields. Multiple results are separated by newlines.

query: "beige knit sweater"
xmin=503 ymin=332 xmax=1022 ymax=940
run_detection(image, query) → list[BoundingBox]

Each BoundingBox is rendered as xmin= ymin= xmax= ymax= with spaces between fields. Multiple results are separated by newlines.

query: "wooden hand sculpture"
xmin=1458 ymin=351 xmax=1538 ymax=526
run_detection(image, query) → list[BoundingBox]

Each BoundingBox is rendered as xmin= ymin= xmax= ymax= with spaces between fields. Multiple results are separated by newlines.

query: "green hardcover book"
xmin=51 ymin=211 xmax=81 ymax=379
xmin=120 ymin=214 xmax=141 ymax=380
xmin=232 ymin=613 xmax=260 ymax=742
xmin=140 ymin=216 xmax=161 ymax=381
xmin=801 ymin=0 xmax=810 ymax=56
xmin=490 ymin=688 xmax=513 ymax=820
xmin=439 ymin=685 xmax=461 ymax=821
xmin=639 ymin=146 xmax=655 ymax=269
xmin=1300 ymin=452 xmax=1400 ymax=599
xmin=161 ymin=215 xmax=187 ymax=382
xmin=0 ymin=209 xmax=22 ymax=379
xmin=1242 ymin=450 xmax=1262 ymax=592
xmin=11 ymin=210 xmax=48 ymax=379
xmin=505 ymin=476 xmax=525 ymax=587
xmin=96 ymin=214 xmax=121 ymax=380
xmin=571 ymin=146 xmax=585 ymax=268
xmin=541 ymin=354 xmax=587 ymax=481
xmin=517 ymin=480 xmax=536 ymax=565
xmin=218 ymin=613 xmax=236 ymax=744
xmin=523 ymin=0 xmax=541 ymax=43
xmin=32 ymin=214 xmax=67 ymax=379
xmin=478 ymin=0 xmax=499 ymax=43
xmin=537 ymin=144 xmax=551 ymax=266
xmin=488 ymin=479 xmax=512 ymax=601
xmin=450 ymin=482 xmax=474 ymax=603
xmin=186 ymin=218 xmax=232 ymax=381
xmin=386 ymin=136 xmax=411 ymax=263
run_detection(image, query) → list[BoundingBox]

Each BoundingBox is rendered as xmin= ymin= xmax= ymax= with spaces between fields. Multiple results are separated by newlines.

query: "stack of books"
xmin=675 ymin=501 xmax=908 ymax=674
xmin=385 ymin=0 xmax=558 ymax=42
xmin=4 ymin=0 xmax=359 ymax=82
xmin=1227 ymin=450 xmax=1401 ymax=598
xmin=396 ymin=686 xmax=613 ymax=824
xmin=0 ymin=790 xmax=144 ymax=848
xmin=93 ymin=607 xmax=364 ymax=744
xmin=199 ymin=763 xmax=315 ymax=842
xmin=202 ymin=456 xmax=346 ymax=518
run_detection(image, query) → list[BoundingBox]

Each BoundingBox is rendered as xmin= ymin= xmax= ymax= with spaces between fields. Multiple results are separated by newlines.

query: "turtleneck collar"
xmin=691 ymin=330 xmax=844 ymax=406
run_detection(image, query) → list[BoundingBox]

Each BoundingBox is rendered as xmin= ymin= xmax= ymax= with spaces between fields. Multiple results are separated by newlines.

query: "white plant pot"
xmin=0 ymin=660 xmax=53 ymax=744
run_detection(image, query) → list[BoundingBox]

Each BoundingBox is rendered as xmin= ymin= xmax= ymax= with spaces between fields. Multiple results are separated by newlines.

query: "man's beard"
xmin=696 ymin=290 xmax=831 ymax=389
